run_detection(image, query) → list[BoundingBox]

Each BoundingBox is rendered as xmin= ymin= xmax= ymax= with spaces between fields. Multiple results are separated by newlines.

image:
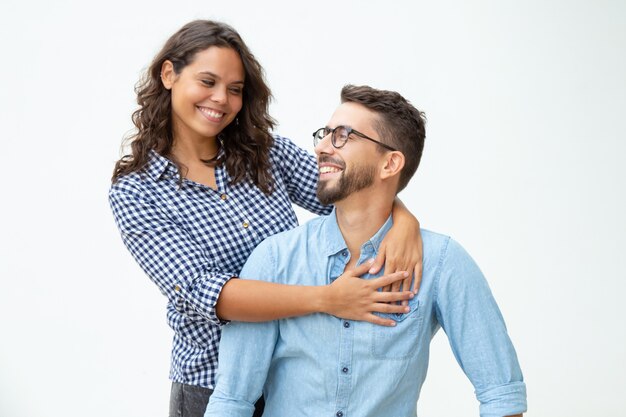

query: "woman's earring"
xmin=235 ymin=117 xmax=239 ymax=126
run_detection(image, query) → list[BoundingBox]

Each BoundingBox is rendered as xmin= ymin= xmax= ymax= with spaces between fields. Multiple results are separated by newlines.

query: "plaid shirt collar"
xmin=145 ymin=146 xmax=228 ymax=182
xmin=144 ymin=150 xmax=171 ymax=182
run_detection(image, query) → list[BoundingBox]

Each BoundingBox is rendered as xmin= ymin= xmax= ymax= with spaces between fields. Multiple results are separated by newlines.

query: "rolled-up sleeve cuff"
xmin=175 ymin=271 xmax=235 ymax=326
xmin=477 ymin=382 xmax=527 ymax=417
xmin=204 ymin=391 xmax=255 ymax=417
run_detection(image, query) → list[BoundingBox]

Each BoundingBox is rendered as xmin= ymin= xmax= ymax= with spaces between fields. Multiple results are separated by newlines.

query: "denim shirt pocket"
xmin=371 ymin=297 xmax=423 ymax=360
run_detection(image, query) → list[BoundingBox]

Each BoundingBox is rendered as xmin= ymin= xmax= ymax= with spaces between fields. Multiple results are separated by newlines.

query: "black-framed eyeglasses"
xmin=312 ymin=126 xmax=397 ymax=152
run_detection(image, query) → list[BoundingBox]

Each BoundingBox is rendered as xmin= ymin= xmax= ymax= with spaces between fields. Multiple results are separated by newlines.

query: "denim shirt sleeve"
xmin=205 ymin=239 xmax=279 ymax=417
xmin=109 ymin=182 xmax=233 ymax=326
xmin=271 ymin=135 xmax=332 ymax=216
xmin=435 ymin=238 xmax=527 ymax=417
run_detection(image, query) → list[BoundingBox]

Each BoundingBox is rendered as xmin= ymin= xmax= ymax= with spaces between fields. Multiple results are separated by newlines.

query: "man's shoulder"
xmin=420 ymin=229 xmax=452 ymax=257
xmin=419 ymin=229 xmax=478 ymax=273
xmin=257 ymin=215 xmax=328 ymax=252
xmin=419 ymin=229 xmax=487 ymax=293
xmin=241 ymin=215 xmax=329 ymax=282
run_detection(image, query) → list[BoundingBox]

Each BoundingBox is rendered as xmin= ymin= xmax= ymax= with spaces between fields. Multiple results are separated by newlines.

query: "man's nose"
xmin=314 ymin=132 xmax=334 ymax=156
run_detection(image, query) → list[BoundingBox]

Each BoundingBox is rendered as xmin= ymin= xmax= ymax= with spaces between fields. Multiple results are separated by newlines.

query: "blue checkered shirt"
xmin=109 ymin=135 xmax=331 ymax=388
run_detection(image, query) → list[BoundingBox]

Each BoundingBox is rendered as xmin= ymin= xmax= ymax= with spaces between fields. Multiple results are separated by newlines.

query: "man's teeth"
xmin=199 ymin=107 xmax=224 ymax=118
xmin=320 ymin=166 xmax=341 ymax=174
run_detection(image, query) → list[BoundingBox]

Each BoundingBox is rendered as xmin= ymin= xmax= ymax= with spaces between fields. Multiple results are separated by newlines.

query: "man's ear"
xmin=161 ymin=60 xmax=176 ymax=90
xmin=380 ymin=151 xmax=405 ymax=180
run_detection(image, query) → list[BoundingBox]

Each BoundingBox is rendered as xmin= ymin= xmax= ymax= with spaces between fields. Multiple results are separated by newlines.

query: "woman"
xmin=109 ymin=20 xmax=422 ymax=417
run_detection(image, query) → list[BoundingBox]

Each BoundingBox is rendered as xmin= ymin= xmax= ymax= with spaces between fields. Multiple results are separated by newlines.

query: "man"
xmin=205 ymin=85 xmax=527 ymax=417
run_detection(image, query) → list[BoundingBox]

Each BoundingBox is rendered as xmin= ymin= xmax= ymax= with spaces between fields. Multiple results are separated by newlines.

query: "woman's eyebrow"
xmin=197 ymin=71 xmax=244 ymax=84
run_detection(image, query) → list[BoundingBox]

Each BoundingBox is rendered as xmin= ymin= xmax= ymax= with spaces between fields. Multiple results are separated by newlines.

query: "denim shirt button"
xmin=341 ymin=251 xmax=348 ymax=257
xmin=342 ymin=367 xmax=349 ymax=373
xmin=343 ymin=321 xmax=350 ymax=328
xmin=336 ymin=412 xmax=343 ymax=417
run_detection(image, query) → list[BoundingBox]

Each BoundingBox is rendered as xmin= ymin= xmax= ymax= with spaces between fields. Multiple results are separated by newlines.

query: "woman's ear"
xmin=161 ymin=60 xmax=176 ymax=90
xmin=380 ymin=151 xmax=405 ymax=180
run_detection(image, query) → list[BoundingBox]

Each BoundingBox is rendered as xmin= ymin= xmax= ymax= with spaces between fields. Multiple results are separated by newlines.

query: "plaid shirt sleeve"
xmin=271 ymin=135 xmax=333 ymax=216
xmin=109 ymin=180 xmax=232 ymax=326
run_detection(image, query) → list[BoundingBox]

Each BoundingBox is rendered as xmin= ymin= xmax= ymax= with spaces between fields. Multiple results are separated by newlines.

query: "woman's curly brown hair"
xmin=112 ymin=20 xmax=276 ymax=194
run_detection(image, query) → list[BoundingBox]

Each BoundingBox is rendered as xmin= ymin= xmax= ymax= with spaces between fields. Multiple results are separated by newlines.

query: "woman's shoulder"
xmin=109 ymin=172 xmax=147 ymax=206
xmin=268 ymin=134 xmax=315 ymax=166
xmin=109 ymin=151 xmax=168 ymax=195
xmin=269 ymin=134 xmax=296 ymax=155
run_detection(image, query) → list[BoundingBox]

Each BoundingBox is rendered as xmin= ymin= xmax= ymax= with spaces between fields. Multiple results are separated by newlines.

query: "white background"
xmin=1 ymin=1 xmax=625 ymax=416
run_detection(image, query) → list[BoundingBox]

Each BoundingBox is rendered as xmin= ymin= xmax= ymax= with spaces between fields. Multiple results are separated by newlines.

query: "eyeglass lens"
xmin=332 ymin=127 xmax=349 ymax=147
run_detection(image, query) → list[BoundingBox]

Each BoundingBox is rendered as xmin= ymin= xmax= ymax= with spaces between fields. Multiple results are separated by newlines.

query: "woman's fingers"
xmin=370 ymin=271 xmax=409 ymax=289
xmin=368 ymin=245 xmax=386 ymax=275
xmin=327 ymin=266 xmax=416 ymax=326
xmin=346 ymin=259 xmax=375 ymax=278
xmin=386 ymin=259 xmax=399 ymax=294
xmin=371 ymin=301 xmax=410 ymax=314
xmin=412 ymin=262 xmax=422 ymax=294
xmin=390 ymin=273 xmax=402 ymax=293
xmin=398 ymin=268 xmax=413 ymax=306
xmin=363 ymin=314 xmax=397 ymax=327
xmin=363 ymin=301 xmax=412 ymax=326
xmin=374 ymin=289 xmax=413 ymax=304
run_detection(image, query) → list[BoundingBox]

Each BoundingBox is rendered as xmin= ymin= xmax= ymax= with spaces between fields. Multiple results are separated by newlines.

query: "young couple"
xmin=110 ymin=20 xmax=526 ymax=417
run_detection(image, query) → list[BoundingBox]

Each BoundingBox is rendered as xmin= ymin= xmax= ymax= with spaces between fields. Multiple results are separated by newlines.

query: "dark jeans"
xmin=169 ymin=382 xmax=265 ymax=417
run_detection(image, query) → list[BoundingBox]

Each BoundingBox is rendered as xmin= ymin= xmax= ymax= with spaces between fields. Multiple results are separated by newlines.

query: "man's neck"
xmin=335 ymin=194 xmax=393 ymax=267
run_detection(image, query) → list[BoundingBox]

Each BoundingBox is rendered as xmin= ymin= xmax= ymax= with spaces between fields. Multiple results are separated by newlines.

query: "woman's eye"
xmin=201 ymin=79 xmax=215 ymax=87
xmin=229 ymin=87 xmax=243 ymax=95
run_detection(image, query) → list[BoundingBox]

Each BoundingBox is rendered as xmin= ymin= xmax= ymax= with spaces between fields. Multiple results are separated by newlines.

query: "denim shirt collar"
xmin=321 ymin=207 xmax=394 ymax=259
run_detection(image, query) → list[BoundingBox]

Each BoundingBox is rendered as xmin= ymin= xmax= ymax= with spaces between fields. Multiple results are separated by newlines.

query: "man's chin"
xmin=317 ymin=185 xmax=340 ymax=206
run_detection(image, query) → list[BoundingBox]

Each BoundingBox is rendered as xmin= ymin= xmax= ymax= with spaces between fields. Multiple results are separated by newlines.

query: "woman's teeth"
xmin=198 ymin=107 xmax=224 ymax=119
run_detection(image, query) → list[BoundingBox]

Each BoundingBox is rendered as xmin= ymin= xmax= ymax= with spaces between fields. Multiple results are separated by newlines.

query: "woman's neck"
xmin=171 ymin=135 xmax=219 ymax=163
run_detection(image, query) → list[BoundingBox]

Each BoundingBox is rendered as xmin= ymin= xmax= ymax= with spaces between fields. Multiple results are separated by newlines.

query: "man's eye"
xmin=337 ymin=129 xmax=349 ymax=140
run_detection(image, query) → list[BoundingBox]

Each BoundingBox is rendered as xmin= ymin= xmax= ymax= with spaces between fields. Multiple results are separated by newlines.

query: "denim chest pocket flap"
xmin=371 ymin=297 xmax=423 ymax=360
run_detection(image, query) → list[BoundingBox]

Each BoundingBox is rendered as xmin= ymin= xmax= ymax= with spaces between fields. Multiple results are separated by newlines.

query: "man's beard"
xmin=317 ymin=161 xmax=376 ymax=205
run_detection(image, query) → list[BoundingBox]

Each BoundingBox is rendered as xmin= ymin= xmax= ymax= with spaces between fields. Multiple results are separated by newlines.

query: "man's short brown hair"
xmin=341 ymin=85 xmax=426 ymax=192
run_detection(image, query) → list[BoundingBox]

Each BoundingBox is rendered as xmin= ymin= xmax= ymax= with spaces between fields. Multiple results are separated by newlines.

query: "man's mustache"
xmin=317 ymin=156 xmax=345 ymax=169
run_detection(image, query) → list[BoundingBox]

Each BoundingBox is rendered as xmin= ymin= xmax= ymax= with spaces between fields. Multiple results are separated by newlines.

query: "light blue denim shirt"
xmin=206 ymin=211 xmax=527 ymax=417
